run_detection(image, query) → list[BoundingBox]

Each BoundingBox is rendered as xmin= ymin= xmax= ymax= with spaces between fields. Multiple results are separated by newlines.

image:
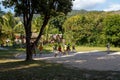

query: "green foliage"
xmin=49 ymin=14 xmax=66 ymax=34
xmin=103 ymin=14 xmax=120 ymax=47
xmin=63 ymin=11 xmax=120 ymax=47
xmin=0 ymin=12 xmax=23 ymax=44
xmin=2 ymin=0 xmax=73 ymax=17
xmin=32 ymin=16 xmax=43 ymax=33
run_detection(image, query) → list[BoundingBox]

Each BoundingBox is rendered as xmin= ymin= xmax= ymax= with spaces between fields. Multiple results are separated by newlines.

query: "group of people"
xmin=31 ymin=42 xmax=76 ymax=57
xmin=31 ymin=42 xmax=111 ymax=58
xmin=53 ymin=44 xmax=76 ymax=57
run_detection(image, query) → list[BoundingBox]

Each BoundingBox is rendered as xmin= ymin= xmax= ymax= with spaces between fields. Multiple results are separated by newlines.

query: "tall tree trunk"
xmin=25 ymin=26 xmax=33 ymax=61
xmin=25 ymin=21 xmax=33 ymax=61
xmin=24 ymin=16 xmax=33 ymax=61
xmin=23 ymin=5 xmax=34 ymax=61
xmin=25 ymin=34 xmax=33 ymax=61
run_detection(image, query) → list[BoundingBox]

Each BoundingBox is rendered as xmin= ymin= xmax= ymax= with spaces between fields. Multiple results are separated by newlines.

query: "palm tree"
xmin=1 ymin=12 xmax=23 ymax=45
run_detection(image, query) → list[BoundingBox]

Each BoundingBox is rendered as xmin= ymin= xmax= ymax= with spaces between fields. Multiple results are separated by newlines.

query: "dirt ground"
xmin=17 ymin=50 xmax=120 ymax=71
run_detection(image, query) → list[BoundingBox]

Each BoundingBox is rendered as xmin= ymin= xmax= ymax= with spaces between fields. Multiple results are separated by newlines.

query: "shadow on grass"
xmin=0 ymin=60 xmax=80 ymax=80
xmin=0 ymin=48 xmax=24 ymax=59
xmin=0 ymin=60 xmax=120 ymax=80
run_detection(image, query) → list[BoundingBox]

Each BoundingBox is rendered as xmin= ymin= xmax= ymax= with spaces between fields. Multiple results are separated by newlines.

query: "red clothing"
xmin=58 ymin=46 xmax=62 ymax=52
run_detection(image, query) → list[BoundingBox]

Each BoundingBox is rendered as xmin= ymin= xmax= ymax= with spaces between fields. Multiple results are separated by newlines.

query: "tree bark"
xmin=23 ymin=12 xmax=34 ymax=61
xmin=25 ymin=34 xmax=33 ymax=61
xmin=25 ymin=20 xmax=33 ymax=61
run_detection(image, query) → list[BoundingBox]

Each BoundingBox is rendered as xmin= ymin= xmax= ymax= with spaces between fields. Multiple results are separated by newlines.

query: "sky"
xmin=72 ymin=0 xmax=120 ymax=11
xmin=0 ymin=0 xmax=120 ymax=12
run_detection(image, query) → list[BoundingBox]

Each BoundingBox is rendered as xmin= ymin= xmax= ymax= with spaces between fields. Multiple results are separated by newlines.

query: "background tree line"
xmin=0 ymin=10 xmax=120 ymax=47
xmin=64 ymin=11 xmax=120 ymax=47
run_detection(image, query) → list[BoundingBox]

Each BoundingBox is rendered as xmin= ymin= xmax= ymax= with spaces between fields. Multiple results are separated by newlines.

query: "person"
xmin=39 ymin=44 xmax=43 ymax=57
xmin=54 ymin=44 xmax=62 ymax=57
xmin=31 ymin=42 xmax=36 ymax=56
xmin=53 ymin=44 xmax=57 ymax=52
xmin=58 ymin=45 xmax=62 ymax=55
xmin=106 ymin=43 xmax=110 ymax=54
xmin=53 ymin=44 xmax=58 ymax=57
xmin=63 ymin=44 xmax=67 ymax=55
xmin=72 ymin=45 xmax=76 ymax=52
xmin=66 ymin=44 xmax=70 ymax=55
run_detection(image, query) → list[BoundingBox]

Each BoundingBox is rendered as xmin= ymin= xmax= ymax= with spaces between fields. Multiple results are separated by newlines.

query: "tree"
xmin=32 ymin=16 xmax=43 ymax=33
xmin=2 ymin=0 xmax=73 ymax=61
xmin=63 ymin=14 xmax=81 ymax=45
xmin=49 ymin=13 xmax=66 ymax=34
xmin=0 ymin=8 xmax=5 ymax=42
xmin=0 ymin=12 xmax=20 ymax=44
xmin=63 ymin=12 xmax=105 ymax=46
xmin=103 ymin=14 xmax=120 ymax=47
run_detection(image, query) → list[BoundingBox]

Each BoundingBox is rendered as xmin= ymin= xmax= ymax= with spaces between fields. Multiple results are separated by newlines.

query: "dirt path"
xmin=16 ymin=50 xmax=120 ymax=71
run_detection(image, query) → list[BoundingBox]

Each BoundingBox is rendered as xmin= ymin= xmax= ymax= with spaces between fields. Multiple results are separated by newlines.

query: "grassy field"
xmin=44 ymin=45 xmax=120 ymax=52
xmin=75 ymin=46 xmax=120 ymax=52
xmin=0 ymin=46 xmax=120 ymax=80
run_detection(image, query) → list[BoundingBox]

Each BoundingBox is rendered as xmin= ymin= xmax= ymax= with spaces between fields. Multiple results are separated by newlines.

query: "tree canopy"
xmin=63 ymin=11 xmax=120 ymax=47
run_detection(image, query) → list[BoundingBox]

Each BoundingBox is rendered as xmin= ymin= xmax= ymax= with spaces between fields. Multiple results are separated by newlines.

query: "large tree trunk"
xmin=23 ymin=6 xmax=34 ymax=61
xmin=25 ymin=27 xmax=33 ymax=61
xmin=24 ymin=16 xmax=33 ymax=61
xmin=25 ymin=20 xmax=34 ymax=61
xmin=25 ymin=36 xmax=33 ymax=61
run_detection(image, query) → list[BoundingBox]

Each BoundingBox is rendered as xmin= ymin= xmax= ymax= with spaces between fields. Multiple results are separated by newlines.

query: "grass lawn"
xmin=0 ymin=46 xmax=120 ymax=80
xmin=44 ymin=45 xmax=120 ymax=52
xmin=75 ymin=46 xmax=120 ymax=52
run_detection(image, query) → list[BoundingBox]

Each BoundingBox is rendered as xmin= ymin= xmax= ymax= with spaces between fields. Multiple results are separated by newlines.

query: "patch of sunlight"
xmin=54 ymin=60 xmax=71 ymax=63
xmin=64 ymin=60 xmax=70 ymax=63
xmin=1 ymin=63 xmax=40 ymax=72
xmin=97 ymin=56 xmax=116 ymax=60
xmin=75 ymin=60 xmax=87 ymax=63
xmin=109 ymin=52 xmax=120 ymax=55
xmin=0 ymin=59 xmax=21 ymax=63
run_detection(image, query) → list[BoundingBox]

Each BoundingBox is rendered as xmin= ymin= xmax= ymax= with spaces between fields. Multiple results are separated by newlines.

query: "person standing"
xmin=63 ymin=44 xmax=67 ymax=55
xmin=66 ymin=44 xmax=71 ymax=55
xmin=39 ymin=44 xmax=43 ymax=57
xmin=106 ymin=43 xmax=110 ymax=54
xmin=31 ymin=42 xmax=36 ymax=56
xmin=54 ymin=44 xmax=62 ymax=57
xmin=58 ymin=45 xmax=62 ymax=56
xmin=53 ymin=44 xmax=58 ymax=57
xmin=72 ymin=45 xmax=76 ymax=52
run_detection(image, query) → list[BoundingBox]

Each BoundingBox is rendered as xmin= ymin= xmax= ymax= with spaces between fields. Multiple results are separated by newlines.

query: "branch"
xmin=34 ymin=14 xmax=50 ymax=46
